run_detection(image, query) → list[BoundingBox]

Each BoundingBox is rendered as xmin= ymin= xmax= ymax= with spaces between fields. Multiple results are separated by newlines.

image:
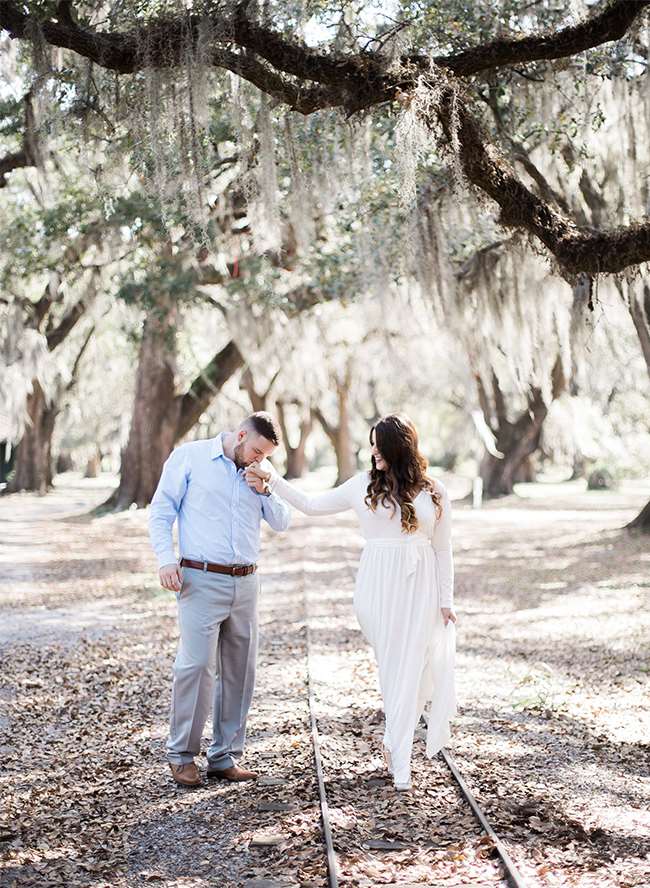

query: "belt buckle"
xmin=202 ymin=560 xmax=208 ymax=572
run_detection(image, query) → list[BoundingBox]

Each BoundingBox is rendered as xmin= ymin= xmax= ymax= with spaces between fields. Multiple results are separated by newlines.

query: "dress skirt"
xmin=353 ymin=537 xmax=457 ymax=787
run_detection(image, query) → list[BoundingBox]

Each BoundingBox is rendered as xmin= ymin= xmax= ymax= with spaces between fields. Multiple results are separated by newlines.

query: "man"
xmin=149 ymin=412 xmax=291 ymax=787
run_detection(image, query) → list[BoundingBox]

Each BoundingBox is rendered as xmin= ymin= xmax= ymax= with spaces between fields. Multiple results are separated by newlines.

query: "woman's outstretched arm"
xmin=261 ymin=466 xmax=361 ymax=516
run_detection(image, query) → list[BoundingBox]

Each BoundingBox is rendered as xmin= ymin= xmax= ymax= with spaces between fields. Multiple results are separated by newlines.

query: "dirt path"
xmin=0 ymin=473 xmax=648 ymax=887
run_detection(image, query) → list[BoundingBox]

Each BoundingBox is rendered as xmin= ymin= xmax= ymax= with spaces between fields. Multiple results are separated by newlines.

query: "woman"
xmin=247 ymin=414 xmax=457 ymax=791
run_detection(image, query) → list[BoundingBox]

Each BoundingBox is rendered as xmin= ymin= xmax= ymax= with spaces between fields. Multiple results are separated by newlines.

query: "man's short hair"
xmin=243 ymin=412 xmax=281 ymax=446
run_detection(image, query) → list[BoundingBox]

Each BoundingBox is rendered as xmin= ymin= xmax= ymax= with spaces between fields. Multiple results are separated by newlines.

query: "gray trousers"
xmin=166 ymin=567 xmax=260 ymax=769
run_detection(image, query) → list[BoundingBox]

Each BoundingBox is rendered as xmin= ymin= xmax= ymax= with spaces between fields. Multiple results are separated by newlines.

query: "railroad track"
xmin=300 ymin=522 xmax=529 ymax=888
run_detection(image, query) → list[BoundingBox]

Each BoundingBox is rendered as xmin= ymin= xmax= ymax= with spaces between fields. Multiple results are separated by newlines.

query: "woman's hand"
xmin=246 ymin=462 xmax=271 ymax=483
xmin=441 ymin=607 xmax=457 ymax=626
xmin=245 ymin=462 xmax=271 ymax=494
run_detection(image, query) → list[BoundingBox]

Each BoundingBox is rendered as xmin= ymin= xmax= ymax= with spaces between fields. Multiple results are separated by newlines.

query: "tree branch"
xmin=425 ymin=0 xmax=650 ymax=77
xmin=239 ymin=365 xmax=267 ymax=412
xmin=491 ymin=371 xmax=509 ymax=427
xmin=474 ymin=373 xmax=494 ymax=433
xmin=424 ymin=84 xmax=650 ymax=275
xmin=177 ymin=339 xmax=244 ymax=438
xmin=2 ymin=1 xmax=646 ymax=85
xmin=65 ymin=322 xmax=95 ymax=392
xmin=511 ymin=145 xmax=573 ymax=217
xmin=43 ymin=266 xmax=101 ymax=350
xmin=0 ymin=91 xmax=39 ymax=187
xmin=45 ymin=297 xmax=87 ymax=350
xmin=276 ymin=398 xmax=313 ymax=455
xmin=0 ymin=148 xmax=29 ymax=187
xmin=3 ymin=1 xmax=650 ymax=274
xmin=312 ymin=406 xmax=337 ymax=444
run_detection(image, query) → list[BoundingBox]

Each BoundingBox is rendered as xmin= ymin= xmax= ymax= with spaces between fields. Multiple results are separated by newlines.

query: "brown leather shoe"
xmin=207 ymin=764 xmax=258 ymax=782
xmin=169 ymin=762 xmax=202 ymax=787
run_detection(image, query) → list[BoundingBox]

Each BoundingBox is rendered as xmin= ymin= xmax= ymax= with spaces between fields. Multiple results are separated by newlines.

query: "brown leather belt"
xmin=180 ymin=558 xmax=257 ymax=577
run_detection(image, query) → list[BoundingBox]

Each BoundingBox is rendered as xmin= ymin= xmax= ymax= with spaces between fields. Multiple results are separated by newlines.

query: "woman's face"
xmin=370 ymin=430 xmax=388 ymax=471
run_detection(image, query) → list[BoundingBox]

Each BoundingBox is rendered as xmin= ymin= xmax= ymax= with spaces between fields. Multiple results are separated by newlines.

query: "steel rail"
xmin=438 ymin=744 xmax=529 ymax=888
xmin=420 ymin=710 xmax=530 ymax=888
xmin=336 ymin=540 xmax=530 ymax=887
xmin=303 ymin=567 xmax=340 ymax=888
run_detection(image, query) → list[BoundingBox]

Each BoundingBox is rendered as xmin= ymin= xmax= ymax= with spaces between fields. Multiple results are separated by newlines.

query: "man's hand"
xmin=159 ymin=563 xmax=183 ymax=592
xmin=441 ymin=607 xmax=457 ymax=627
xmin=248 ymin=476 xmax=268 ymax=494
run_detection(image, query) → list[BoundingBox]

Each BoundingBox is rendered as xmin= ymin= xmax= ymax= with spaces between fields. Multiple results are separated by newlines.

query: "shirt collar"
xmin=210 ymin=432 xmax=226 ymax=460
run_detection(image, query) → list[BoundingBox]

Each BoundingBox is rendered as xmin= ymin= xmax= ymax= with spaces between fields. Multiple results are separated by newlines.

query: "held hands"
xmin=441 ymin=607 xmax=457 ymax=627
xmin=245 ymin=461 xmax=271 ymax=494
xmin=159 ymin=563 xmax=183 ymax=592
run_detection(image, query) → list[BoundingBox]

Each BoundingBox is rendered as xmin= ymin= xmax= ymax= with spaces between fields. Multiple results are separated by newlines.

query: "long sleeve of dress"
xmin=432 ymin=481 xmax=454 ymax=609
xmin=267 ymin=470 xmax=360 ymax=516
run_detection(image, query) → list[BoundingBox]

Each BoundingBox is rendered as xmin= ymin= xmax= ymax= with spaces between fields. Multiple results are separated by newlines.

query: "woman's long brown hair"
xmin=365 ymin=414 xmax=441 ymax=533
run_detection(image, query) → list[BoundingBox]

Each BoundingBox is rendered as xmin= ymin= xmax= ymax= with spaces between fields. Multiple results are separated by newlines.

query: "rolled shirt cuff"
xmin=157 ymin=552 xmax=178 ymax=569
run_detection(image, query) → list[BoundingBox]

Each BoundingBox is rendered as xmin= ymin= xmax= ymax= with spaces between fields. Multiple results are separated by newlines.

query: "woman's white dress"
xmin=268 ymin=469 xmax=457 ymax=788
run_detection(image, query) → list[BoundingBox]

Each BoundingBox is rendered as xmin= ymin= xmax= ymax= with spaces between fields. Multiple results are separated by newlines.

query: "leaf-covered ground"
xmin=0 ymin=473 xmax=648 ymax=887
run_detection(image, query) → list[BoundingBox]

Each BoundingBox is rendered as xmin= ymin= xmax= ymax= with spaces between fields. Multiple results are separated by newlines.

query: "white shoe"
xmin=394 ymin=781 xmax=411 ymax=792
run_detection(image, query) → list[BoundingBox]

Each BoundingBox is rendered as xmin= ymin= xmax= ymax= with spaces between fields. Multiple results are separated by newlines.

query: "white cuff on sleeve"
xmin=265 ymin=464 xmax=281 ymax=493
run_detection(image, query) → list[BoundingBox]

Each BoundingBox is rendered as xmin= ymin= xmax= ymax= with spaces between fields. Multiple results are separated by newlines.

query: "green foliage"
xmin=116 ymin=256 xmax=199 ymax=312
xmin=509 ymin=664 xmax=576 ymax=716
xmin=0 ymin=97 xmax=25 ymax=141
xmin=1 ymin=188 xmax=97 ymax=280
xmin=399 ymin=0 xmax=569 ymax=54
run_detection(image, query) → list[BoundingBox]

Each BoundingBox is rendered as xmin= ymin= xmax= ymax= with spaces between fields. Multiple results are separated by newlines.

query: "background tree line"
xmin=1 ymin=0 xmax=649 ymax=527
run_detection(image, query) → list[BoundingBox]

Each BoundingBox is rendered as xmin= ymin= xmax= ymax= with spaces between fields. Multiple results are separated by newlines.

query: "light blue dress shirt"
xmin=148 ymin=433 xmax=291 ymax=569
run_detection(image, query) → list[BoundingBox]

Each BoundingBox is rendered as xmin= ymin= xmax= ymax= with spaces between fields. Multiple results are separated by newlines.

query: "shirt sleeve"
xmin=260 ymin=491 xmax=292 ymax=532
xmin=267 ymin=469 xmax=360 ymax=516
xmin=431 ymin=480 xmax=454 ymax=609
xmin=148 ymin=446 xmax=190 ymax=569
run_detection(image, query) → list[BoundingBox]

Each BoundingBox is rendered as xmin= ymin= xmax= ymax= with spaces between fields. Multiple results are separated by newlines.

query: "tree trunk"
xmin=105 ymin=300 xmax=244 ymax=510
xmin=6 ymin=381 xmax=58 ymax=494
xmin=56 ymin=452 xmax=74 ymax=474
xmin=240 ymin=366 xmax=282 ymax=414
xmin=513 ymin=454 xmax=535 ymax=483
xmin=285 ymin=443 xmax=307 ymax=479
xmin=4 ymin=281 xmax=95 ymax=496
xmin=627 ymin=499 xmax=650 ymax=532
xmin=479 ymin=389 xmax=548 ymax=497
xmin=276 ymin=400 xmax=312 ymax=479
xmin=106 ymin=301 xmax=182 ymax=509
xmin=240 ymin=367 xmax=267 ymax=412
xmin=625 ymin=286 xmax=650 ymax=529
xmin=570 ymin=451 xmax=587 ymax=481
xmin=313 ymin=376 xmax=356 ymax=486
xmin=478 ymin=358 xmax=565 ymax=498
xmin=84 ymin=451 xmax=102 ymax=478
xmin=333 ymin=382 xmax=355 ymax=484
xmin=627 ymin=282 xmax=650 ymax=378
xmin=0 ymin=442 xmax=15 ymax=484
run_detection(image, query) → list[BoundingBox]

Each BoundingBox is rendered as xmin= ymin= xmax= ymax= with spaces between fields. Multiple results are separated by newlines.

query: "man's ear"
xmin=238 ymin=429 xmax=247 ymax=443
